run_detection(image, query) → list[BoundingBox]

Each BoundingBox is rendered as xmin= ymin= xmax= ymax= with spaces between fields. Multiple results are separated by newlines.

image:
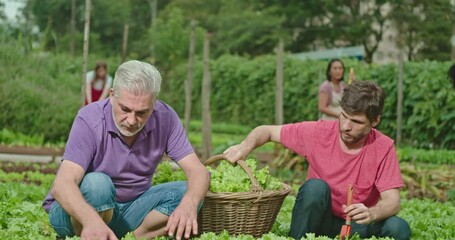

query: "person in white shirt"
xmin=85 ymin=62 xmax=113 ymax=105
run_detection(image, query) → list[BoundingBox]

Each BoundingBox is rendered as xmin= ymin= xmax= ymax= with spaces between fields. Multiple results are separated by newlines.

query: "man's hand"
xmin=166 ymin=197 xmax=198 ymax=240
xmin=223 ymin=142 xmax=250 ymax=164
xmin=80 ymin=220 xmax=118 ymax=240
xmin=343 ymin=203 xmax=375 ymax=225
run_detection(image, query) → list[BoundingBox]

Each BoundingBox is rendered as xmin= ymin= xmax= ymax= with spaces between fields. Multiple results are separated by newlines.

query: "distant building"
xmin=293 ymin=45 xmax=364 ymax=61
xmin=293 ymin=2 xmax=405 ymax=65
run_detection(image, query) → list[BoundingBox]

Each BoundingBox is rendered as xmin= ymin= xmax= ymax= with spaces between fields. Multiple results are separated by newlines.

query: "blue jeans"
xmin=289 ymin=179 xmax=411 ymax=240
xmin=49 ymin=172 xmax=188 ymax=238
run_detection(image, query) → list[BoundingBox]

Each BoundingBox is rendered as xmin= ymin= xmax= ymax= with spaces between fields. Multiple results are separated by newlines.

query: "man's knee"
xmin=155 ymin=181 xmax=189 ymax=215
xmin=297 ymin=179 xmax=330 ymax=204
xmin=80 ymin=172 xmax=116 ymax=208
xmin=382 ymin=216 xmax=411 ymax=240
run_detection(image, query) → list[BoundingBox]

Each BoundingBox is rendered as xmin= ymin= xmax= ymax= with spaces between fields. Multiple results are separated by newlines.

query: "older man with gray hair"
xmin=42 ymin=60 xmax=210 ymax=240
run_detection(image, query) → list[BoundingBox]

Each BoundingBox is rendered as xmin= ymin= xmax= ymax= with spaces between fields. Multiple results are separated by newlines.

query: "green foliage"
xmin=187 ymin=119 xmax=251 ymax=135
xmin=7 ymin=0 xmax=452 ymax=62
xmin=0 ymin=182 xmax=56 ymax=239
xmin=397 ymin=147 xmax=455 ymax=165
xmin=0 ymin=169 xmax=54 ymax=189
xmin=326 ymin=0 xmax=390 ymax=63
xmin=27 ymin=0 xmax=139 ymax=55
xmin=0 ymin=168 xmax=454 ymax=239
xmin=0 ymin=41 xmax=120 ymax=142
xmin=0 ymin=1 xmax=6 ymax=22
xmin=150 ymin=7 xmax=205 ymax=73
xmin=398 ymin=198 xmax=455 ymax=239
xmin=270 ymin=196 xmax=455 ymax=240
xmin=271 ymin=196 xmax=295 ymax=236
xmin=165 ymin=56 xmax=455 ymax=149
xmin=152 ymin=161 xmax=186 ymax=185
xmin=0 ymin=128 xmax=44 ymax=146
xmin=152 ymin=158 xmax=282 ymax=192
xmin=65 ymin=232 xmax=139 ymax=240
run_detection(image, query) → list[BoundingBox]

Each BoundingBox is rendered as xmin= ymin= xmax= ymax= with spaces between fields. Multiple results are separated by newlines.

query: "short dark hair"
xmin=448 ymin=63 xmax=455 ymax=89
xmin=340 ymin=81 xmax=386 ymax=123
xmin=326 ymin=58 xmax=345 ymax=81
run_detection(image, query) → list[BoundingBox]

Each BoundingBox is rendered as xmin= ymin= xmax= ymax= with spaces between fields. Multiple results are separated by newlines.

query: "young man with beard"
xmin=223 ymin=81 xmax=411 ymax=240
xmin=42 ymin=60 xmax=210 ymax=240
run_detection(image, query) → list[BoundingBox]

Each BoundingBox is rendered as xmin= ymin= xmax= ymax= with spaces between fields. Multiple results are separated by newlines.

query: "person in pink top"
xmin=223 ymin=81 xmax=410 ymax=240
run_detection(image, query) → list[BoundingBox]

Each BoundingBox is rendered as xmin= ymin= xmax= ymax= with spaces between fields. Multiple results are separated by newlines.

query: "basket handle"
xmin=204 ymin=154 xmax=262 ymax=192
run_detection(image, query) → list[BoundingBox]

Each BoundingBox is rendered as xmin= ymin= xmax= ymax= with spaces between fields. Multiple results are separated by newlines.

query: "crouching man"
xmin=223 ymin=81 xmax=411 ymax=240
xmin=42 ymin=60 xmax=210 ymax=240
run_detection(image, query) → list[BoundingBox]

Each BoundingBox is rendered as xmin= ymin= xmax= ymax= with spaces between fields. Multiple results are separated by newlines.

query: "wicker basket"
xmin=198 ymin=154 xmax=291 ymax=237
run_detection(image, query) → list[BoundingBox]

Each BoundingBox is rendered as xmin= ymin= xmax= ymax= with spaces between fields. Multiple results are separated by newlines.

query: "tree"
xmin=0 ymin=1 xmax=6 ymax=22
xmin=167 ymin=0 xmax=283 ymax=56
xmin=326 ymin=0 xmax=390 ymax=64
xmin=415 ymin=0 xmax=451 ymax=60
xmin=252 ymin=0 xmax=332 ymax=52
xmin=150 ymin=7 xmax=204 ymax=72
xmin=389 ymin=0 xmax=424 ymax=60
xmin=28 ymin=0 xmax=132 ymax=54
xmin=390 ymin=0 xmax=452 ymax=61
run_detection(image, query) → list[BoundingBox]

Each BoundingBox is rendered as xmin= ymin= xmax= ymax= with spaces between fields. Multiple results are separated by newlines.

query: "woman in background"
xmin=85 ymin=61 xmax=112 ymax=105
xmin=318 ymin=59 xmax=352 ymax=120
xmin=448 ymin=63 xmax=455 ymax=89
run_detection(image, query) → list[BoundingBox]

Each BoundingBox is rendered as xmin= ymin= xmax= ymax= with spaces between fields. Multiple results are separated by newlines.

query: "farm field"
xmin=2 ymin=1 xmax=455 ymax=239
xmin=0 ymin=159 xmax=454 ymax=240
xmin=1 ymin=126 xmax=455 ymax=239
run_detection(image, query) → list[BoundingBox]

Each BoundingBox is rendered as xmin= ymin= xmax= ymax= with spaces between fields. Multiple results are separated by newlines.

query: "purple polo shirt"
xmin=42 ymin=98 xmax=194 ymax=213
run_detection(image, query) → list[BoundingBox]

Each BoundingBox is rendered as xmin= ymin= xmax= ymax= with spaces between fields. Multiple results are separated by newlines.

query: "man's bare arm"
xmin=223 ymin=125 xmax=282 ymax=163
xmin=51 ymin=160 xmax=117 ymax=239
xmin=166 ymin=153 xmax=210 ymax=240
xmin=345 ymin=188 xmax=401 ymax=224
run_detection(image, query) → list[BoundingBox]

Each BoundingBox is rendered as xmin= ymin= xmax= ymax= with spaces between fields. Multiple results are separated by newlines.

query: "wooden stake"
xmin=185 ymin=19 xmax=196 ymax=133
xmin=121 ymin=23 xmax=129 ymax=63
xmin=201 ymin=32 xmax=212 ymax=161
xmin=275 ymin=38 xmax=284 ymax=125
xmin=274 ymin=38 xmax=284 ymax=156
xmin=397 ymin=51 xmax=404 ymax=146
xmin=81 ymin=0 xmax=91 ymax=107
xmin=150 ymin=0 xmax=157 ymax=60
xmin=70 ymin=0 xmax=76 ymax=55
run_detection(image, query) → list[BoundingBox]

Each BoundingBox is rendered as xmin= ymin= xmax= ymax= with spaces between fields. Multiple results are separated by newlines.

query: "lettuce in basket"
xmin=152 ymin=158 xmax=282 ymax=193
xmin=207 ymin=158 xmax=282 ymax=193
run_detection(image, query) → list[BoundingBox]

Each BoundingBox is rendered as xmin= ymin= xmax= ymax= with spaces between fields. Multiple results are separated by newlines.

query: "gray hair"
xmin=113 ymin=60 xmax=162 ymax=97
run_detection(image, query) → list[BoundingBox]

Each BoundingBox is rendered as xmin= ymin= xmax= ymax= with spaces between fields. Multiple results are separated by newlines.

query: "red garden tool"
xmin=339 ymin=184 xmax=354 ymax=240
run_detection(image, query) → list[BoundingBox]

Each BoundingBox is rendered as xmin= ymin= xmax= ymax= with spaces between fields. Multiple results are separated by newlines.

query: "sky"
xmin=3 ymin=0 xmax=24 ymax=22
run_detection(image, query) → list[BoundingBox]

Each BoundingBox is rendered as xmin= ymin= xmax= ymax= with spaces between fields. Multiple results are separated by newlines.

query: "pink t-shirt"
xmin=280 ymin=120 xmax=404 ymax=218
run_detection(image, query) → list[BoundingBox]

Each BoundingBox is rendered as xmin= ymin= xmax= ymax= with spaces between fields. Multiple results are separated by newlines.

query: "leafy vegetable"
xmin=207 ymin=158 xmax=282 ymax=193
xmin=0 ymin=164 xmax=453 ymax=239
xmin=152 ymin=158 xmax=282 ymax=193
xmin=152 ymin=161 xmax=186 ymax=185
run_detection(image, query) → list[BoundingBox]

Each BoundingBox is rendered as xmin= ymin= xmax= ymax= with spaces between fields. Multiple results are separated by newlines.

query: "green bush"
xmin=0 ymin=41 xmax=120 ymax=142
xmin=162 ymin=55 xmax=455 ymax=149
xmin=1 ymin=39 xmax=454 ymax=149
xmin=397 ymin=147 xmax=455 ymax=165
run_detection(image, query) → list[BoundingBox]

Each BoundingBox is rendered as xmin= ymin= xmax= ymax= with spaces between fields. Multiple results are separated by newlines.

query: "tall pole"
xmin=452 ymin=0 xmax=455 ymax=60
xmin=275 ymin=38 xmax=284 ymax=125
xmin=81 ymin=0 xmax=91 ymax=107
xmin=397 ymin=51 xmax=404 ymax=147
xmin=184 ymin=19 xmax=196 ymax=133
xmin=201 ymin=32 xmax=212 ymax=161
xmin=121 ymin=23 xmax=129 ymax=63
xmin=274 ymin=38 xmax=284 ymax=156
xmin=150 ymin=0 xmax=157 ymax=61
xmin=70 ymin=0 xmax=76 ymax=55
